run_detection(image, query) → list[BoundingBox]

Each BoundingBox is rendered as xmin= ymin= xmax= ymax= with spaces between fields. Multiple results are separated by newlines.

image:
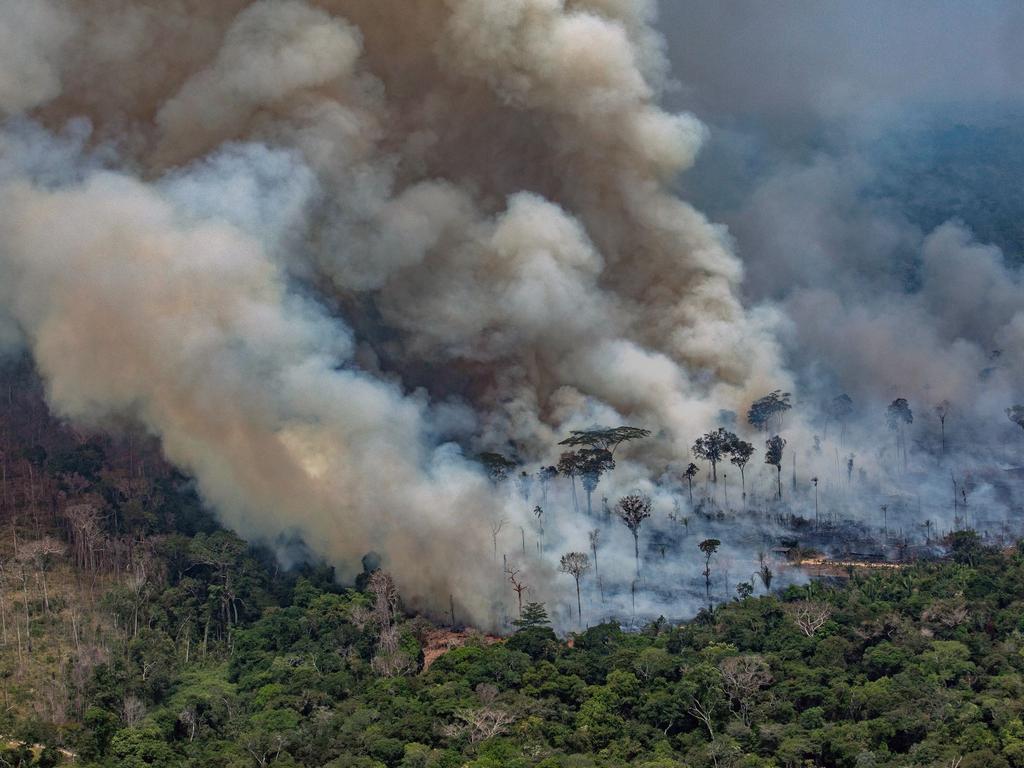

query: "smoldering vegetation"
xmin=0 ymin=1 xmax=1022 ymax=631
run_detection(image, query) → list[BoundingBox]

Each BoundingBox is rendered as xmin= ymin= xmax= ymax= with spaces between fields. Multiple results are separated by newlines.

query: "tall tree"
xmin=558 ymin=552 xmax=591 ymax=623
xmin=828 ymin=394 xmax=854 ymax=442
xmin=728 ymin=438 xmax=755 ymax=499
xmin=886 ymin=398 xmax=914 ymax=470
xmin=692 ymin=428 xmax=734 ymax=483
xmin=504 ymin=565 xmax=528 ymax=617
xmin=556 ymin=452 xmax=582 ymax=514
xmin=558 ymin=426 xmax=651 ymax=456
xmin=535 ymin=465 xmax=558 ymax=506
xmin=577 ymin=448 xmax=615 ymax=517
xmin=682 ymin=462 xmax=699 ymax=503
xmin=765 ymin=435 xmax=786 ymax=499
xmin=698 ymin=538 xmax=721 ymax=610
xmin=747 ymin=390 xmax=792 ymax=433
xmin=615 ymin=492 xmax=652 ymax=578
xmin=934 ymin=400 xmax=950 ymax=456
xmin=478 ymin=453 xmax=516 ymax=484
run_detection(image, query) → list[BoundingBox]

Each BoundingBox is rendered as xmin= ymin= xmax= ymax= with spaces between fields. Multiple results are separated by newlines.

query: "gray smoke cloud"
xmin=0 ymin=0 xmax=802 ymax=627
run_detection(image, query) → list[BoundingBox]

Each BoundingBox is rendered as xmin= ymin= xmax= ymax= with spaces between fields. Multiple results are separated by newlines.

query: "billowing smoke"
xmin=0 ymin=0 xmax=794 ymax=627
xmin=1 ymin=1 xmax=1020 ymax=630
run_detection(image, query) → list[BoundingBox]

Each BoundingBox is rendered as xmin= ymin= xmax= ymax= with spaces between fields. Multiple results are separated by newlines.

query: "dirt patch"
xmin=420 ymin=628 xmax=501 ymax=672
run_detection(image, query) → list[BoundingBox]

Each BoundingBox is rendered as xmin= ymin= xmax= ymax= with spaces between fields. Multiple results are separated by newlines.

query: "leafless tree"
xmin=368 ymin=570 xmax=400 ymax=626
xmin=504 ymin=565 xmax=528 ymax=617
xmin=720 ymin=655 xmax=772 ymax=725
xmin=559 ymin=551 xmax=591 ymax=623
xmin=123 ymin=694 xmax=147 ymax=727
xmin=442 ymin=684 xmax=516 ymax=743
xmin=371 ymin=622 xmax=416 ymax=677
xmin=489 ymin=518 xmax=506 ymax=562
xmin=935 ymin=400 xmax=950 ymax=455
xmin=20 ymin=536 xmax=63 ymax=614
xmin=785 ymin=600 xmax=832 ymax=637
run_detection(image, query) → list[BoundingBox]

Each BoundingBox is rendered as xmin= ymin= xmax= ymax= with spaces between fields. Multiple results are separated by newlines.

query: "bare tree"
xmin=935 ymin=400 xmax=950 ymax=456
xmin=615 ymin=492 xmax=652 ymax=578
xmin=443 ymin=685 xmax=517 ymax=743
xmin=489 ymin=518 xmax=506 ymax=561
xmin=20 ymin=536 xmax=64 ymax=614
xmin=559 ymin=551 xmax=591 ymax=623
xmin=368 ymin=570 xmax=400 ymax=626
xmin=123 ymin=695 xmax=147 ymax=728
xmin=720 ymin=655 xmax=772 ymax=725
xmin=785 ymin=600 xmax=832 ymax=637
xmin=504 ymin=565 xmax=528 ymax=617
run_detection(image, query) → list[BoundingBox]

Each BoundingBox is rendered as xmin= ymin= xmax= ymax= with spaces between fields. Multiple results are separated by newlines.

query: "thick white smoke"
xmin=0 ymin=1 xmax=794 ymax=625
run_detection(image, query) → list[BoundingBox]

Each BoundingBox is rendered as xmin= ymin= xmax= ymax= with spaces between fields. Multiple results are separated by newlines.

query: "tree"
xmin=699 ymin=539 xmax=721 ymax=609
xmin=1008 ymin=406 xmax=1024 ymax=447
xmin=536 ymin=465 xmax=558 ymax=505
xmin=728 ymin=438 xmax=755 ymax=499
xmin=748 ymin=390 xmax=792 ymax=433
xmin=683 ymin=463 xmax=699 ymax=503
xmin=557 ymin=451 xmax=582 ymax=514
xmin=615 ymin=492 xmax=652 ymax=578
xmin=588 ymin=529 xmax=602 ymax=601
xmin=442 ymin=685 xmax=517 ymax=743
xmin=489 ymin=518 xmax=506 ymax=561
xmin=886 ymin=398 xmax=913 ymax=470
xmin=757 ymin=551 xmax=773 ymax=593
xmin=511 ymin=602 xmax=550 ymax=629
xmin=20 ymin=537 xmax=63 ymax=614
xmin=828 ymin=394 xmax=854 ymax=442
xmin=504 ymin=565 xmax=528 ymax=617
xmin=785 ymin=600 xmax=832 ymax=637
xmin=765 ymin=435 xmax=786 ymax=499
xmin=577 ymin=448 xmax=615 ymax=517
xmin=720 ymin=654 xmax=772 ymax=726
xmin=558 ymin=425 xmax=651 ymax=456
xmin=935 ymin=400 xmax=950 ymax=455
xmin=478 ymin=452 xmax=516 ymax=484
xmin=559 ymin=552 xmax=591 ymax=623
xmin=811 ymin=476 xmax=819 ymax=529
xmin=693 ymin=428 xmax=734 ymax=483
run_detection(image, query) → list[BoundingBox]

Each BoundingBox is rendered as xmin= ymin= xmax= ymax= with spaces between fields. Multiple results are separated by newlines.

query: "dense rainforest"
xmin=0 ymin=363 xmax=1023 ymax=768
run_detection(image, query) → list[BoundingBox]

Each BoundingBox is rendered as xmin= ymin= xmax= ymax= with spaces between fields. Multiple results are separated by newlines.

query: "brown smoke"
xmin=0 ymin=0 xmax=789 ymax=624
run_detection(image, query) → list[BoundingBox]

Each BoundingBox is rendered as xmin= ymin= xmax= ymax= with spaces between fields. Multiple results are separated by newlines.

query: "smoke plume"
xmin=0 ymin=0 xmax=794 ymax=626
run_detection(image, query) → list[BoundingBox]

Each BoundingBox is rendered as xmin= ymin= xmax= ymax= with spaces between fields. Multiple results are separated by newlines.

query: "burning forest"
xmin=1 ymin=0 xmax=1024 ymax=636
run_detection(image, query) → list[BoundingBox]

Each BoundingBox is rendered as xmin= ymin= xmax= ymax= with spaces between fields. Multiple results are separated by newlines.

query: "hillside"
xmin=0 ymin=361 xmax=1019 ymax=767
